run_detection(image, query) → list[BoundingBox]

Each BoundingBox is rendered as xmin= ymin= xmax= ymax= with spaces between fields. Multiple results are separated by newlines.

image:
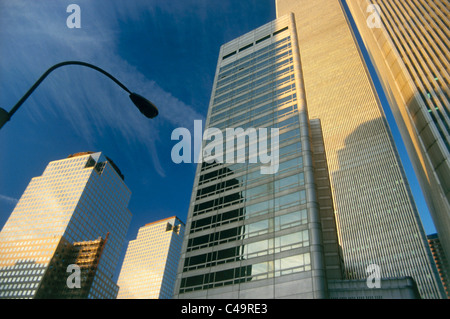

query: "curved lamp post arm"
xmin=0 ymin=60 xmax=158 ymax=130
xmin=9 ymin=61 xmax=132 ymax=118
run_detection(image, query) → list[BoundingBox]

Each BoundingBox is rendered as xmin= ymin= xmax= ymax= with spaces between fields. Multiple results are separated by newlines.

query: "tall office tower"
xmin=0 ymin=152 xmax=132 ymax=299
xmin=276 ymin=0 xmax=445 ymax=298
xmin=345 ymin=0 xmax=450 ymax=273
xmin=174 ymin=15 xmax=345 ymax=299
xmin=117 ymin=216 xmax=184 ymax=299
xmin=427 ymin=233 xmax=450 ymax=298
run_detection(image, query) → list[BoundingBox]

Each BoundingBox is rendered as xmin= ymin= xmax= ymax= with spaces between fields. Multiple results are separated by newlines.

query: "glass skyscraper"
xmin=174 ymin=15 xmax=342 ymax=299
xmin=276 ymin=0 xmax=445 ymax=298
xmin=117 ymin=216 xmax=185 ymax=299
xmin=346 ymin=0 xmax=450 ymax=275
xmin=0 ymin=152 xmax=132 ymax=299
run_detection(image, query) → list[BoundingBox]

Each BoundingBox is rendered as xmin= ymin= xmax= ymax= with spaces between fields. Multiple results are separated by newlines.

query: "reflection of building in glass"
xmin=117 ymin=216 xmax=185 ymax=299
xmin=346 ymin=0 xmax=450 ymax=271
xmin=276 ymin=0 xmax=445 ymax=298
xmin=180 ymin=163 xmax=254 ymax=289
xmin=0 ymin=152 xmax=132 ymax=299
xmin=174 ymin=15 xmax=339 ymax=299
xmin=35 ymin=235 xmax=109 ymax=299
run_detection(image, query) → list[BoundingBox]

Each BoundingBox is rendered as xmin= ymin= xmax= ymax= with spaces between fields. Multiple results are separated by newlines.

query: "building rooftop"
xmin=144 ymin=216 xmax=185 ymax=227
xmin=67 ymin=151 xmax=124 ymax=180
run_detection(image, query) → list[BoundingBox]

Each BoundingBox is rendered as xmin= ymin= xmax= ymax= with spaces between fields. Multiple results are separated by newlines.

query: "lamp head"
xmin=129 ymin=93 xmax=159 ymax=119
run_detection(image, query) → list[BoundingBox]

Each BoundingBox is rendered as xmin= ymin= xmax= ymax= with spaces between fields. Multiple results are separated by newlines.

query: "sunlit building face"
xmin=117 ymin=216 xmax=185 ymax=299
xmin=0 ymin=152 xmax=132 ymax=299
xmin=346 ymin=0 xmax=450 ymax=276
xmin=275 ymin=0 xmax=445 ymax=299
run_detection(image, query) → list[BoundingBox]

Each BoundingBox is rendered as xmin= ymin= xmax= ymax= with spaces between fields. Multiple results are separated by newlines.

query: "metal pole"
xmin=0 ymin=61 xmax=132 ymax=129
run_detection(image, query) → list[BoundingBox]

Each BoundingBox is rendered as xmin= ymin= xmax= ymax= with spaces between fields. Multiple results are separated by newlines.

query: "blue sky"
xmin=0 ymin=0 xmax=436 ymax=270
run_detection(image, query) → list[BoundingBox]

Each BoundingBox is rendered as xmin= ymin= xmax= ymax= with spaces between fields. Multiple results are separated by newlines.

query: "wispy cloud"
xmin=0 ymin=0 xmax=204 ymax=178
xmin=0 ymin=194 xmax=19 ymax=206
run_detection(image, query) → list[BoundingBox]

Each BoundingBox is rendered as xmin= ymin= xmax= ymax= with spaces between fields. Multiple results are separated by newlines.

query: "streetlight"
xmin=0 ymin=61 xmax=159 ymax=130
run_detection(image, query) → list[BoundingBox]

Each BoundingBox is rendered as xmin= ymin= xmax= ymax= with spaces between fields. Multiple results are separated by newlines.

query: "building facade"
xmin=117 ymin=216 xmax=185 ymax=299
xmin=174 ymin=15 xmax=345 ymax=299
xmin=328 ymin=277 xmax=421 ymax=299
xmin=345 ymin=0 xmax=450 ymax=273
xmin=427 ymin=233 xmax=450 ymax=298
xmin=0 ymin=152 xmax=132 ymax=299
xmin=276 ymin=0 xmax=445 ymax=298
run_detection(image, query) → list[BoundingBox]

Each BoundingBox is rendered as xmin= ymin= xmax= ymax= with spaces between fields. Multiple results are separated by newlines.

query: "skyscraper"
xmin=117 ymin=216 xmax=185 ymax=299
xmin=174 ymin=15 xmax=344 ymax=299
xmin=0 ymin=152 xmax=132 ymax=299
xmin=345 ymin=0 xmax=450 ymax=273
xmin=275 ymin=0 xmax=445 ymax=298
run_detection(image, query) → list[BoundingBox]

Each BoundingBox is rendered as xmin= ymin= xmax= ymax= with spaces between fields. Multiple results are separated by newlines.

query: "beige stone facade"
xmin=276 ymin=0 xmax=445 ymax=298
xmin=346 ymin=0 xmax=450 ymax=274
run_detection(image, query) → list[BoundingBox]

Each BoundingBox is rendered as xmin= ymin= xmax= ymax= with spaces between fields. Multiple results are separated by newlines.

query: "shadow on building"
xmin=35 ymin=234 xmax=109 ymax=299
xmin=329 ymin=116 xmax=443 ymax=298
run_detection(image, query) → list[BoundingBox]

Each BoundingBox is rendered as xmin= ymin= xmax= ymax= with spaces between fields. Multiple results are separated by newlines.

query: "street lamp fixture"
xmin=0 ymin=61 xmax=159 ymax=130
xmin=129 ymin=93 xmax=159 ymax=119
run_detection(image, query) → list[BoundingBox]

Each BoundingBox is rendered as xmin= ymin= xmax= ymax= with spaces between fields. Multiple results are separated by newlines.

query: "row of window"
xmin=210 ymin=117 xmax=300 ymax=164
xmin=214 ymin=53 xmax=293 ymax=104
xmin=184 ymin=229 xmax=309 ymax=272
xmin=216 ymin=52 xmax=293 ymax=98
xmin=195 ymin=151 xmax=303 ymax=207
xmin=220 ymin=33 xmax=290 ymax=72
xmin=214 ymin=104 xmax=298 ymax=138
xmin=215 ymin=58 xmax=293 ymax=99
xmin=187 ymin=206 xmax=307 ymax=248
xmin=0 ymin=288 xmax=35 ymax=298
xmin=214 ymin=61 xmax=295 ymax=114
xmin=179 ymin=252 xmax=310 ymax=293
xmin=198 ymin=132 xmax=301 ymax=176
xmin=196 ymin=168 xmax=305 ymax=207
xmin=0 ymin=273 xmax=42 ymax=283
xmin=197 ymin=140 xmax=302 ymax=193
xmin=211 ymin=87 xmax=296 ymax=125
xmin=212 ymin=85 xmax=297 ymax=130
xmin=44 ymin=156 xmax=88 ymax=173
xmin=189 ymin=190 xmax=307 ymax=250
xmin=197 ymin=145 xmax=298 ymax=192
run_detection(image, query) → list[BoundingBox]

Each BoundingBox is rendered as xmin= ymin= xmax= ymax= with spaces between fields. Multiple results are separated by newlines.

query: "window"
xmin=239 ymin=43 xmax=254 ymax=52
xmin=273 ymin=26 xmax=288 ymax=36
xmin=223 ymin=51 xmax=237 ymax=60
xmin=256 ymin=35 xmax=270 ymax=44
